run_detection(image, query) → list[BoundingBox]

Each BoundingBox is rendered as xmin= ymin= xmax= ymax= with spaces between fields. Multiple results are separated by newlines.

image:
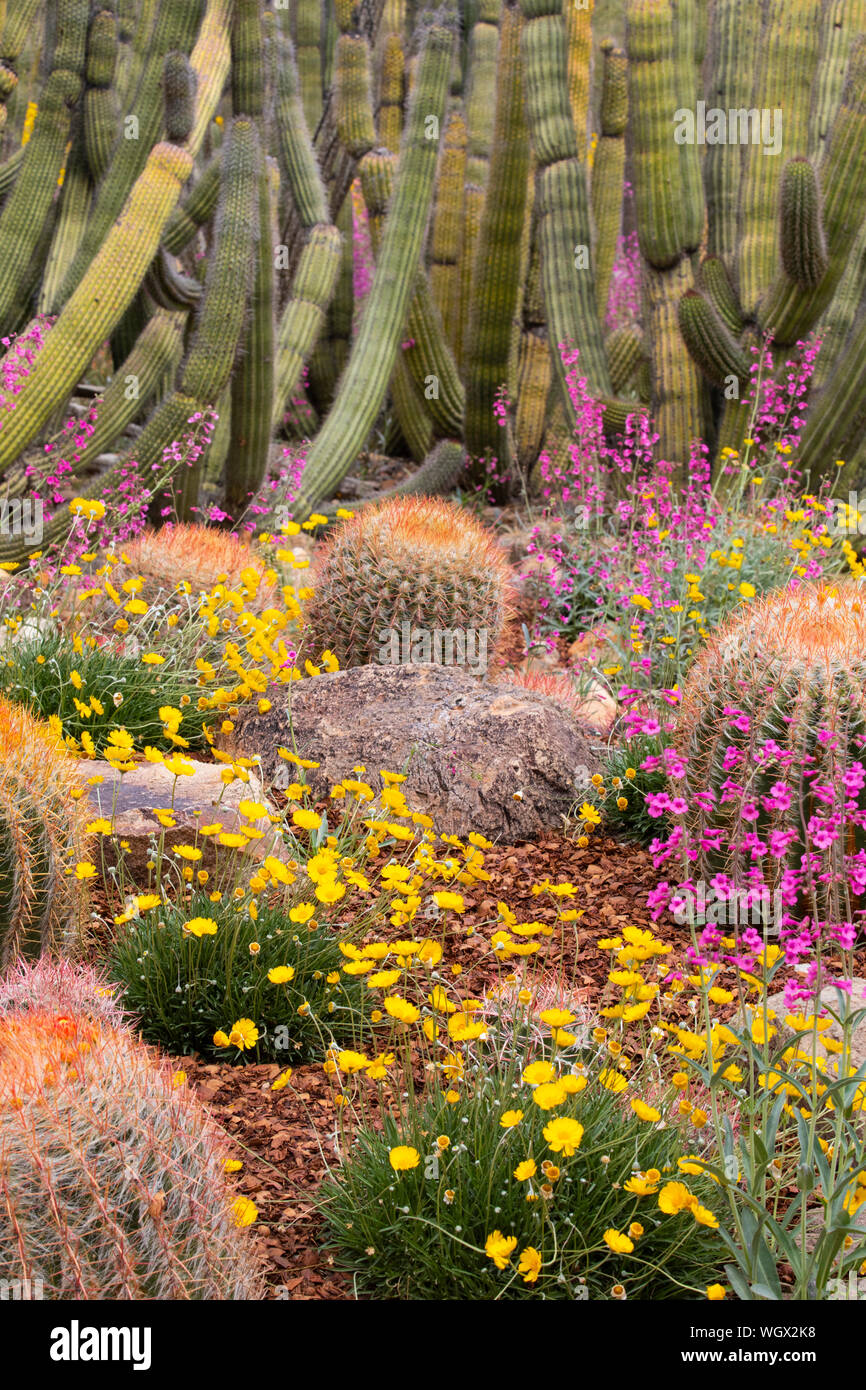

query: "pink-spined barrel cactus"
xmin=0 ymin=1009 xmax=265 ymax=1299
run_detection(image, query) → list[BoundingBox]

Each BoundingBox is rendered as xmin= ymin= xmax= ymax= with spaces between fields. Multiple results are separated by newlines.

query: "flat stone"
xmin=79 ymin=758 xmax=283 ymax=876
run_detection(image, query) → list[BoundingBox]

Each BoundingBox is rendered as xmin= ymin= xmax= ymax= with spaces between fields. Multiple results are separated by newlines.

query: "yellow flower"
xmin=336 ymin=1049 xmax=369 ymax=1073
xmin=631 ymin=1098 xmax=661 ymax=1123
xmin=514 ymin=1159 xmax=537 ymax=1181
xmin=624 ymin=1173 xmax=660 ymax=1197
xmin=657 ymin=1181 xmax=697 ymax=1216
xmin=384 ymin=995 xmax=420 ymax=1025
xmin=531 ymin=1081 xmax=568 ymax=1110
xmin=292 ymin=807 xmax=322 ymax=832
xmin=692 ymin=1205 xmax=719 ymax=1228
xmin=141 ymin=652 xmax=165 ymax=664
xmin=523 ymin=1060 xmax=556 ymax=1086
xmin=543 ymin=1116 xmax=584 ymax=1156
xmin=315 ymin=877 xmax=346 ymax=904
xmin=224 ymin=1159 xmax=243 ymax=1173
xmin=268 ymin=965 xmax=295 ymax=984
xmin=603 ymin=1229 xmax=634 ymax=1254
xmin=183 ymin=916 xmax=218 ymax=938
xmin=500 ymin=1109 xmax=523 ymax=1128
xmin=74 ymin=861 xmax=97 ymax=879
xmin=517 ymin=1247 xmax=542 ymax=1284
xmin=228 ymin=1018 xmax=259 ymax=1050
xmin=388 ymin=1145 xmax=420 ymax=1172
xmin=706 ymin=1284 xmax=726 ymax=1301
xmin=271 ymin=1068 xmax=293 ymax=1091
xmin=433 ymin=890 xmax=465 ymax=912
xmin=289 ymin=902 xmax=316 ymax=924
xmin=539 ymin=1008 xmax=576 ymax=1028
xmin=598 ymin=1068 xmax=628 ymax=1094
xmin=484 ymin=1230 xmax=518 ymax=1270
xmin=213 ymin=1030 xmax=230 ymax=1048
xmin=231 ymin=1196 xmax=258 ymax=1228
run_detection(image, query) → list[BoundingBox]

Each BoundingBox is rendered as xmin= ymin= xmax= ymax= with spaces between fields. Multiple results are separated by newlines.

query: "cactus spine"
xmin=0 ymin=1010 xmax=265 ymax=1298
xmin=0 ymin=701 xmax=90 ymax=968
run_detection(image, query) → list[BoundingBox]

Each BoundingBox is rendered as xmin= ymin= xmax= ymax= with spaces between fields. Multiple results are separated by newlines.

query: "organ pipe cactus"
xmin=7 ymin=0 xmax=866 ymax=543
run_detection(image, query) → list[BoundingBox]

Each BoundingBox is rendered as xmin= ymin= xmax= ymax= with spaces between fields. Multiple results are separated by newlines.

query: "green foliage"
xmin=0 ymin=627 xmax=211 ymax=754
xmin=110 ymin=894 xmax=368 ymax=1063
xmin=320 ymin=1028 xmax=725 ymax=1300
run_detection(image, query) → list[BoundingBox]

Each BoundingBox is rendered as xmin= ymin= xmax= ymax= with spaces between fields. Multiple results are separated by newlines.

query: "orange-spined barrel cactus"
xmin=302 ymin=496 xmax=513 ymax=671
xmin=0 ymin=699 xmax=90 ymax=968
xmin=0 ymin=1009 xmax=265 ymax=1299
xmin=675 ymin=582 xmax=866 ymax=924
xmin=116 ymin=523 xmax=275 ymax=608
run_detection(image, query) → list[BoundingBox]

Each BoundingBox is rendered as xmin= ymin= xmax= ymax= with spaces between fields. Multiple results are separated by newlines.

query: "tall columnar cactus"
xmin=274 ymin=36 xmax=328 ymax=229
xmin=295 ymin=0 xmax=324 ymax=133
xmin=0 ymin=1009 xmax=265 ymax=1298
xmin=736 ymin=0 xmax=821 ymax=319
xmin=429 ymin=110 xmax=467 ymax=353
xmin=48 ymin=0 xmax=205 ymax=313
xmin=591 ymin=38 xmax=628 ymax=323
xmin=465 ymin=0 xmax=529 ymax=466
xmin=0 ymin=56 xmax=84 ymax=331
xmin=759 ymin=34 xmax=866 ymax=347
xmin=520 ymin=0 xmax=611 ymax=413
xmin=83 ymin=7 xmax=120 ymax=184
xmin=302 ymin=496 xmax=513 ymax=670
xmin=0 ymin=700 xmax=90 ymax=969
xmin=627 ymin=0 xmax=705 ymax=468
xmin=808 ymin=0 xmax=866 ymax=157
xmin=227 ymin=155 xmax=277 ymax=519
xmin=676 ymin=582 xmax=866 ymax=925
xmin=564 ymin=0 xmax=592 ymax=153
xmin=704 ymin=0 xmax=762 ymax=267
xmin=465 ymin=0 xmax=502 ymax=187
xmin=378 ymin=30 xmax=405 ymax=152
xmin=272 ymin=223 xmax=343 ymax=431
xmin=120 ymin=116 xmax=260 ymax=483
xmin=290 ymin=21 xmax=454 ymax=517
xmin=335 ymin=32 xmax=377 ymax=158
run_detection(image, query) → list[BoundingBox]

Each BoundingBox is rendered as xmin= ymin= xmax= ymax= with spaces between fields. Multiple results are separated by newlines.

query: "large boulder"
xmin=220 ymin=663 xmax=599 ymax=839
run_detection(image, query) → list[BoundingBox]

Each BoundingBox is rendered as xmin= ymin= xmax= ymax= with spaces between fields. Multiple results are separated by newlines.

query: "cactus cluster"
xmin=0 ymin=1007 xmax=264 ymax=1299
xmin=302 ymin=495 xmax=513 ymax=671
xmin=2 ymin=1 xmax=866 ymax=542
xmin=0 ymin=698 xmax=90 ymax=969
xmin=675 ymin=582 xmax=866 ymax=924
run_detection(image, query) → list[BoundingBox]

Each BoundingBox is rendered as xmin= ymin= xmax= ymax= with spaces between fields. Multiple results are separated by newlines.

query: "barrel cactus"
xmin=117 ymin=523 xmax=275 ymax=606
xmin=675 ymin=582 xmax=866 ymax=927
xmin=302 ymin=497 xmax=514 ymax=672
xmin=0 ymin=1008 xmax=264 ymax=1299
xmin=0 ymin=699 xmax=90 ymax=969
